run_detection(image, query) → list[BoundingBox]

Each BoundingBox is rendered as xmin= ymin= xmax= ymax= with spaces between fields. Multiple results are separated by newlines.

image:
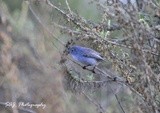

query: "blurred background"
xmin=0 ymin=0 xmax=160 ymax=113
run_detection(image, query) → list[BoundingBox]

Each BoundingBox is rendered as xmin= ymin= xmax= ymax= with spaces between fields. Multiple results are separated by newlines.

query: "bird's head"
xmin=68 ymin=46 xmax=79 ymax=55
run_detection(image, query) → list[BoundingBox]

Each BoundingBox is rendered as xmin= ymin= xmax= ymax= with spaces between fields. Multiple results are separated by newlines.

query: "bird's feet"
xmin=113 ymin=77 xmax=117 ymax=81
xmin=92 ymin=70 xmax=95 ymax=73
xmin=83 ymin=65 xmax=90 ymax=69
xmin=83 ymin=66 xmax=87 ymax=69
xmin=92 ymin=66 xmax=96 ymax=73
xmin=83 ymin=65 xmax=96 ymax=73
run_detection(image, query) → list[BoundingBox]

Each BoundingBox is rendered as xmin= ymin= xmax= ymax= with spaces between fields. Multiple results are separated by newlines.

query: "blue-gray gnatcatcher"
xmin=68 ymin=45 xmax=104 ymax=70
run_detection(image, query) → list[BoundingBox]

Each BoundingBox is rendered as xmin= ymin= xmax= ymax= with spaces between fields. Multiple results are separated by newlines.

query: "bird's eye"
xmin=71 ymin=48 xmax=74 ymax=52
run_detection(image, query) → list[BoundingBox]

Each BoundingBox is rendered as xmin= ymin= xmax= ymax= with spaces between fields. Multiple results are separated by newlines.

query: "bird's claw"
xmin=83 ymin=66 xmax=86 ymax=69
xmin=92 ymin=70 xmax=95 ymax=73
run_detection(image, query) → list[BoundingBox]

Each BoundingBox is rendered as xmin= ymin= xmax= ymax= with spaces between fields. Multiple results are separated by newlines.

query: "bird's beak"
xmin=66 ymin=47 xmax=70 ymax=54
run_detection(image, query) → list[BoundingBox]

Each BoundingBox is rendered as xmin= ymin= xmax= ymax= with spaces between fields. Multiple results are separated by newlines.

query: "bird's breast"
xmin=71 ymin=54 xmax=97 ymax=66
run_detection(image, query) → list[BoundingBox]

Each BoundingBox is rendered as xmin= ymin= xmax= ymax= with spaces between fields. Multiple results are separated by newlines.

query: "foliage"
xmin=0 ymin=0 xmax=160 ymax=113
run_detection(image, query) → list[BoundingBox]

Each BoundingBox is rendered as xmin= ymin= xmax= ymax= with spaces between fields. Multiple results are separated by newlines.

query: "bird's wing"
xmin=82 ymin=48 xmax=104 ymax=60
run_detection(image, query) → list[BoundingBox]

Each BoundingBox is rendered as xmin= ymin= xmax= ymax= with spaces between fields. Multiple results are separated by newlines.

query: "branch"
xmin=28 ymin=1 xmax=157 ymax=112
xmin=65 ymin=0 xmax=72 ymax=14
xmin=82 ymin=92 xmax=106 ymax=113
xmin=108 ymin=84 xmax=126 ymax=113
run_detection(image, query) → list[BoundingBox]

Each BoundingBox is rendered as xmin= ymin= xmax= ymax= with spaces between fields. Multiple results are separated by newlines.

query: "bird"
xmin=68 ymin=45 xmax=104 ymax=72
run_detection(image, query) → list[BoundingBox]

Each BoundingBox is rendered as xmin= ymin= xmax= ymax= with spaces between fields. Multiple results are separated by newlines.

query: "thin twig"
xmin=52 ymin=22 xmax=81 ymax=35
xmin=108 ymin=84 xmax=126 ymax=113
xmin=28 ymin=3 xmax=65 ymax=46
xmin=81 ymin=91 xmax=106 ymax=113
xmin=65 ymin=0 xmax=72 ymax=14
